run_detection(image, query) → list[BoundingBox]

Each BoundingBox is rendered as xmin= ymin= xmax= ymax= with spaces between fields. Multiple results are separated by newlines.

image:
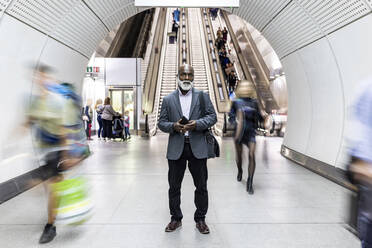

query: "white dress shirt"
xmin=178 ymin=89 xmax=193 ymax=136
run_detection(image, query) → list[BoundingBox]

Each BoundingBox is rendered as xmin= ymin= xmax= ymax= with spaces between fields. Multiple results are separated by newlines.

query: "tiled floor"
xmin=0 ymin=135 xmax=360 ymax=247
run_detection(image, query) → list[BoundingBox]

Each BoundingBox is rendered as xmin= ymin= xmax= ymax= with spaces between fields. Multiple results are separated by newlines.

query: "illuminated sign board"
xmin=135 ymin=0 xmax=239 ymax=7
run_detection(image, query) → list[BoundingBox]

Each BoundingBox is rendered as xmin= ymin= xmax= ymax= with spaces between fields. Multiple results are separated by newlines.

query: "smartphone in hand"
xmin=180 ymin=116 xmax=189 ymax=125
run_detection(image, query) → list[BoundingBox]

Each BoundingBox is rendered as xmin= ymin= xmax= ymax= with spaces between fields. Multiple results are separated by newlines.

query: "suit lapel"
xmin=189 ymin=88 xmax=199 ymax=118
xmin=173 ymin=90 xmax=183 ymax=117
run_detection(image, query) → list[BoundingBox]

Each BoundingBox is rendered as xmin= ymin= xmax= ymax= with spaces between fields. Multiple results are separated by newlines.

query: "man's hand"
xmin=173 ymin=119 xmax=185 ymax=133
xmin=183 ymin=120 xmax=196 ymax=132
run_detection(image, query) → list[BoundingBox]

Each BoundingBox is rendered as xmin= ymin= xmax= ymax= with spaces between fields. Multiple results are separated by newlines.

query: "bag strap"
xmin=199 ymin=91 xmax=212 ymax=133
xmin=198 ymin=92 xmax=206 ymax=117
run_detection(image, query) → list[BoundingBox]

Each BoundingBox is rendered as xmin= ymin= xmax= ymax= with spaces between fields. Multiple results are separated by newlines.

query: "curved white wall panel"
xmin=281 ymin=53 xmax=312 ymax=154
xmin=0 ymin=13 xmax=88 ymax=183
xmin=298 ymin=38 xmax=344 ymax=165
xmin=327 ymin=14 xmax=372 ymax=167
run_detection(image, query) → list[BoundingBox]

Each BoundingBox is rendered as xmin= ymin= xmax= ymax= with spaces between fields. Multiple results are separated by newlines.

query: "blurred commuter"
xmin=222 ymin=27 xmax=228 ymax=42
xmin=229 ymin=80 xmax=266 ymax=194
xmin=123 ymin=111 xmax=131 ymax=140
xmin=95 ymin=99 xmax=104 ymax=139
xmin=83 ymin=99 xmax=93 ymax=140
xmin=348 ymin=80 xmax=372 ymax=248
xmin=101 ymin=97 xmax=120 ymax=141
xmin=27 ymin=65 xmax=89 ymax=243
xmin=173 ymin=8 xmax=180 ymax=22
xmin=158 ymin=64 xmax=217 ymax=234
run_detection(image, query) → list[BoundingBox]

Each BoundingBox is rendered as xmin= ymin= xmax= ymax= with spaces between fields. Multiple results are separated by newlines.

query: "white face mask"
xmin=178 ymin=77 xmax=193 ymax=91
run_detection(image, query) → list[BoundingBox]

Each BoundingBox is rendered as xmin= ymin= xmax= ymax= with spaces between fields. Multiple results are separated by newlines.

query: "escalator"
xmin=221 ymin=10 xmax=279 ymax=114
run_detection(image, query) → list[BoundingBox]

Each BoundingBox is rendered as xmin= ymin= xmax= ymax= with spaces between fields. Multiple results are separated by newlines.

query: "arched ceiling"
xmin=1 ymin=0 xmax=371 ymax=59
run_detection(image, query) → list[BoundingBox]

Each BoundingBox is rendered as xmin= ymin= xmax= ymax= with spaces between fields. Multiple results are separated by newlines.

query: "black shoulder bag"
xmin=199 ymin=92 xmax=220 ymax=159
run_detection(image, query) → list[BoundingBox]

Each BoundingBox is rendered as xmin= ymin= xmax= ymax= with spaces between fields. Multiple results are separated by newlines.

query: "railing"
xmin=199 ymin=8 xmax=230 ymax=113
xmin=142 ymin=8 xmax=167 ymax=114
xmin=222 ymin=11 xmax=279 ymax=113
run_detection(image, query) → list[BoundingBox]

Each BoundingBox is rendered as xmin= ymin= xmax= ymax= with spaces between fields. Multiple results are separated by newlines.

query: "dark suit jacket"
xmin=158 ymin=88 xmax=217 ymax=160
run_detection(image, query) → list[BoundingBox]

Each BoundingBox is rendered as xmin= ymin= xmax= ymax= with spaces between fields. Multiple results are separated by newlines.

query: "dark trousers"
xmin=97 ymin=117 xmax=103 ymax=138
xmin=102 ymin=119 xmax=112 ymax=139
xmin=168 ymin=142 xmax=208 ymax=222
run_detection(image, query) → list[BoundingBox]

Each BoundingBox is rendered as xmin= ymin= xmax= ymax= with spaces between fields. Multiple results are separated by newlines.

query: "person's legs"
xmin=102 ymin=119 xmax=107 ymax=139
xmin=125 ymin=127 xmax=131 ymax=138
xmin=85 ymin=121 xmax=89 ymax=138
xmin=106 ymin=120 xmax=112 ymax=139
xmin=188 ymin=159 xmax=208 ymax=222
xmin=247 ymin=141 xmax=256 ymax=194
xmin=168 ymin=157 xmax=187 ymax=221
xmin=39 ymin=152 xmax=62 ymax=244
xmin=97 ymin=118 xmax=103 ymax=138
xmin=185 ymin=144 xmax=208 ymax=222
xmin=234 ymin=142 xmax=243 ymax=181
xmin=87 ymin=121 xmax=92 ymax=140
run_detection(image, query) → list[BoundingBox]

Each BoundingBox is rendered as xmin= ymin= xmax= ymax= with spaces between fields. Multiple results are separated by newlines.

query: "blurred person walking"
xmin=95 ymin=99 xmax=104 ymax=139
xmin=229 ymin=80 xmax=267 ymax=194
xmin=348 ymin=79 xmax=372 ymax=248
xmin=101 ymin=97 xmax=120 ymax=141
xmin=27 ymin=65 xmax=89 ymax=244
xmin=158 ymin=64 xmax=217 ymax=234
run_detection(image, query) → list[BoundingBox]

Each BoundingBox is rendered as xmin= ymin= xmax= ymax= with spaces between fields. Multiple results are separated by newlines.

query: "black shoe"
xmin=196 ymin=220 xmax=210 ymax=234
xmin=247 ymin=177 xmax=254 ymax=195
xmin=165 ymin=220 xmax=182 ymax=232
xmin=237 ymin=169 xmax=242 ymax=182
xmin=39 ymin=224 xmax=56 ymax=244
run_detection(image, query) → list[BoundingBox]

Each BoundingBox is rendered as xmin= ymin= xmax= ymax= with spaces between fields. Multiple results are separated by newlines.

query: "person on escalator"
xmin=229 ymin=80 xmax=268 ymax=194
xmin=222 ymin=27 xmax=228 ymax=42
xmin=173 ymin=8 xmax=180 ymax=23
xmin=228 ymin=71 xmax=237 ymax=93
xmin=172 ymin=20 xmax=179 ymax=41
xmin=217 ymin=27 xmax=223 ymax=39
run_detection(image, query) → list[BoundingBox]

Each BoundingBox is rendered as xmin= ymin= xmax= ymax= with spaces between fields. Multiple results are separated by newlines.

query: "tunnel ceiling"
xmin=1 ymin=0 xmax=371 ymax=58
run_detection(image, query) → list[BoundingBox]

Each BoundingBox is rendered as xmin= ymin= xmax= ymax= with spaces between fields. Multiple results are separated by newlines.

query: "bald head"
xmin=178 ymin=64 xmax=194 ymax=92
xmin=178 ymin=64 xmax=194 ymax=82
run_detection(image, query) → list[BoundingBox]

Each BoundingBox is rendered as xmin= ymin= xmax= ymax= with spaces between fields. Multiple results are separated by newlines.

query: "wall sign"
xmin=86 ymin=66 xmax=100 ymax=73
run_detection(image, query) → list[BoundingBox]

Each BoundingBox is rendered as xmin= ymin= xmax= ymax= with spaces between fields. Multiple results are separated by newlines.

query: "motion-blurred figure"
xmin=26 ymin=65 xmax=89 ymax=244
xmin=348 ymin=80 xmax=372 ymax=248
xmin=229 ymin=80 xmax=267 ymax=194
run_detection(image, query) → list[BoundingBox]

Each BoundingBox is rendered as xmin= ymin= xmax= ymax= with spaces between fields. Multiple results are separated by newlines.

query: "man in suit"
xmin=158 ymin=64 xmax=217 ymax=234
